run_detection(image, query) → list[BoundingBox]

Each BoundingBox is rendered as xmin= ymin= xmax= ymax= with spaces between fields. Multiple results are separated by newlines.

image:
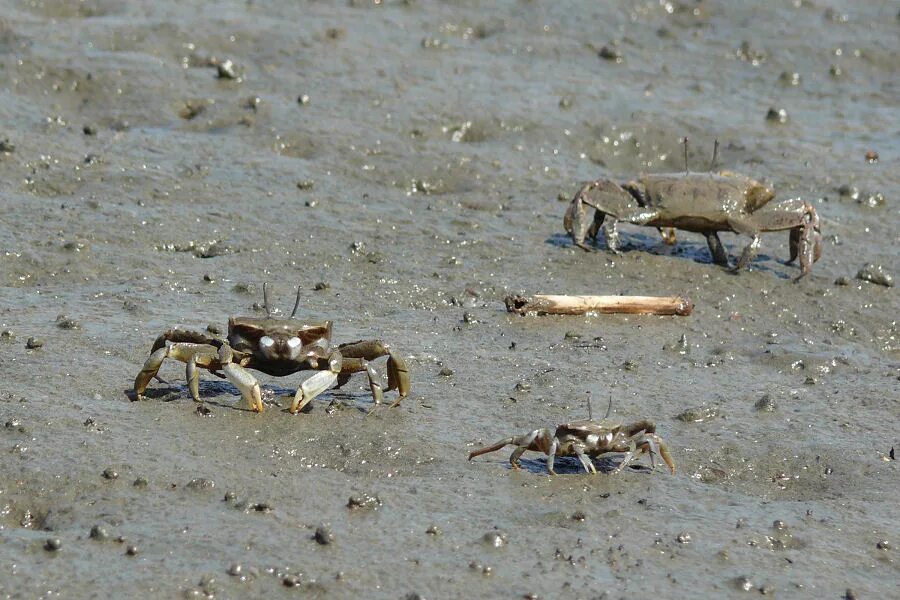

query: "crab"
xmin=132 ymin=284 xmax=410 ymax=413
xmin=467 ymin=399 xmax=675 ymax=475
xmin=563 ymin=170 xmax=822 ymax=279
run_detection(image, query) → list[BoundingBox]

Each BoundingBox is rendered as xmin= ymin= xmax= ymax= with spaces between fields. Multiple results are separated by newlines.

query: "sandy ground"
xmin=0 ymin=1 xmax=898 ymax=598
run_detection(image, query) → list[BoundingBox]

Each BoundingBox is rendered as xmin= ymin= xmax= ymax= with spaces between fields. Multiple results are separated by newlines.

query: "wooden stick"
xmin=504 ymin=294 xmax=693 ymax=316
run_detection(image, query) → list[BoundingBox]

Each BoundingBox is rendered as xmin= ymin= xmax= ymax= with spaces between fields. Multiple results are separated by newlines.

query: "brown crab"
xmin=133 ymin=284 xmax=410 ymax=413
xmin=468 ymin=399 xmax=675 ymax=475
xmin=564 ymin=170 xmax=822 ymax=279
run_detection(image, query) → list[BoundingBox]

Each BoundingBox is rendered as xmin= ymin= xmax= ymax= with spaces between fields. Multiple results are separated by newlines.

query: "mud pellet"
xmin=224 ymin=491 xmax=237 ymax=502
xmin=228 ymin=564 xmax=243 ymax=576
xmin=55 ymin=315 xmax=79 ymax=329
xmin=133 ymin=476 xmax=148 ymax=487
xmin=25 ymin=337 xmax=43 ymax=349
xmin=102 ymin=468 xmax=119 ymax=480
xmin=438 ymin=367 xmax=453 ymax=377
xmin=676 ymin=532 xmax=692 ymax=544
xmin=186 ymin=478 xmax=216 ymax=491
xmin=283 ymin=574 xmax=301 ymax=587
xmin=314 ymin=525 xmax=334 ymax=545
xmin=856 ymin=264 xmax=893 ymax=287
xmin=126 ymin=545 xmax=138 ymax=556
xmin=90 ymin=525 xmax=109 ymax=540
xmin=765 ymin=107 xmax=788 ymax=123
xmin=313 ymin=281 xmax=329 ymax=290
xmin=876 ymin=540 xmax=891 ymax=550
xmin=83 ymin=125 xmax=97 ymax=136
xmin=426 ymin=525 xmax=442 ymax=535
xmin=297 ymin=179 xmax=315 ymax=190
xmin=571 ymin=511 xmax=587 ymax=522
xmin=844 ymin=590 xmax=857 ymax=600
xmin=297 ymin=94 xmax=310 ymax=105
xmin=482 ymin=531 xmax=506 ymax=548
xmin=598 ymin=45 xmax=622 ymax=62
xmin=44 ymin=538 xmax=62 ymax=552
xmin=754 ymin=394 xmax=777 ymax=412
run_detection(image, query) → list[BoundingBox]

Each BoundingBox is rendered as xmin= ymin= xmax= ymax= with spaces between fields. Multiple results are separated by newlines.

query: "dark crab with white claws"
xmin=468 ymin=399 xmax=675 ymax=475
xmin=133 ymin=284 xmax=410 ymax=413
xmin=564 ymin=170 xmax=822 ymax=280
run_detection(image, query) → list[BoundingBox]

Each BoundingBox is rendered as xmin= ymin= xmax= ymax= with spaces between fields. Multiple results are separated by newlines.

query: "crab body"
xmin=133 ymin=286 xmax=409 ymax=414
xmin=564 ymin=171 xmax=822 ymax=279
xmin=468 ymin=414 xmax=675 ymax=475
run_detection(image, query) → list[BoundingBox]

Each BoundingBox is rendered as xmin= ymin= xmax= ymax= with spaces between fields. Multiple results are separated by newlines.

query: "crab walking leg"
xmin=705 ymin=232 xmax=730 ymax=266
xmin=546 ymin=436 xmax=560 ymax=475
xmin=337 ymin=339 xmax=411 ymax=405
xmin=648 ymin=434 xmax=676 ymax=474
xmin=290 ymin=351 xmax=342 ymax=414
xmin=611 ymin=440 xmax=639 ymax=475
xmin=574 ymin=448 xmax=597 ymax=474
xmin=338 ymin=358 xmax=384 ymax=404
xmin=218 ymin=345 xmax=263 ymax=413
xmin=468 ymin=428 xmax=556 ymax=470
xmin=134 ymin=342 xmax=220 ymax=400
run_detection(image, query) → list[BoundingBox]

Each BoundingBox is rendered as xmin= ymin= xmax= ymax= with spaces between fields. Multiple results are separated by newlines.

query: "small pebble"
xmin=186 ymin=478 xmax=216 ymax=491
xmin=876 ymin=540 xmax=891 ymax=550
xmin=216 ymin=59 xmax=238 ymax=79
xmin=834 ymin=276 xmax=851 ymax=286
xmin=314 ymin=525 xmax=334 ymax=545
xmin=283 ymin=575 xmax=301 ymax=587
xmin=0 ymin=139 xmax=14 ymax=153
xmin=438 ymin=367 xmax=453 ymax=377
xmin=25 ymin=337 xmax=43 ymax=349
xmin=563 ymin=331 xmax=582 ymax=340
xmin=313 ymin=281 xmax=329 ymax=291
xmin=133 ymin=476 xmax=148 ymax=487
xmin=733 ymin=576 xmax=754 ymax=592
xmin=856 ymin=264 xmax=893 ymax=287
xmin=297 ymin=179 xmax=315 ymax=190
xmin=598 ymin=45 xmax=622 ymax=62
xmin=676 ymin=532 xmax=692 ymax=544
xmin=126 ymin=545 xmax=138 ymax=556
xmin=426 ymin=525 xmax=442 ymax=535
xmin=844 ymin=589 xmax=857 ymax=600
xmin=44 ymin=538 xmax=62 ymax=552
xmin=571 ymin=511 xmax=587 ymax=522
xmin=754 ymin=393 xmax=777 ymax=412
xmin=347 ymin=494 xmax=381 ymax=510
xmin=1 ymin=329 xmax=13 ymax=340
xmin=228 ymin=563 xmax=243 ymax=576
xmin=224 ymin=491 xmax=237 ymax=502
xmin=83 ymin=125 xmax=97 ymax=136
xmin=514 ymin=382 xmax=531 ymax=392
xmin=102 ymin=468 xmax=119 ymax=480
xmin=765 ymin=107 xmax=788 ymax=123
xmin=90 ymin=525 xmax=109 ymax=540
xmin=55 ymin=314 xmax=79 ymax=329
xmin=772 ymin=520 xmax=787 ymax=530
xmin=297 ymin=94 xmax=310 ymax=105
xmin=482 ymin=531 xmax=506 ymax=548
xmin=462 ymin=311 xmax=477 ymax=324
xmin=622 ymin=360 xmax=638 ymax=371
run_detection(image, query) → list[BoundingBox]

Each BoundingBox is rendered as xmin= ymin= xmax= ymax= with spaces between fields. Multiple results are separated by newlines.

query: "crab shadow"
xmin=545 ymin=230 xmax=791 ymax=279
xmin=126 ymin=380 xmax=372 ymax=414
xmin=514 ymin=455 xmax=653 ymax=475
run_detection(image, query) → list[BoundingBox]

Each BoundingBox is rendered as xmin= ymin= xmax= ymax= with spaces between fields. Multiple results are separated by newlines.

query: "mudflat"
xmin=0 ymin=1 xmax=897 ymax=598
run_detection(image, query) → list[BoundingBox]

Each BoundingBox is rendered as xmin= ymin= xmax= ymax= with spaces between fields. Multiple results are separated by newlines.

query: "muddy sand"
xmin=0 ymin=1 xmax=897 ymax=598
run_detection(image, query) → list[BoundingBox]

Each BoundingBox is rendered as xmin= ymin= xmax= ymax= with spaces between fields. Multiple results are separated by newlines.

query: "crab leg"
xmin=705 ymin=232 xmax=730 ymax=266
xmin=468 ymin=428 xmax=555 ymax=471
xmin=134 ymin=342 xmax=220 ymax=401
xmin=289 ymin=351 xmax=341 ymax=414
xmin=218 ymin=345 xmax=263 ymax=413
xmin=574 ymin=448 xmax=597 ymax=474
xmin=337 ymin=339 xmax=410 ymax=405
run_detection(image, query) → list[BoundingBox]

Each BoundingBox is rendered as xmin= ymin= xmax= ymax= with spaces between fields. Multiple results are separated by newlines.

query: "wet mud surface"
xmin=0 ymin=1 xmax=898 ymax=598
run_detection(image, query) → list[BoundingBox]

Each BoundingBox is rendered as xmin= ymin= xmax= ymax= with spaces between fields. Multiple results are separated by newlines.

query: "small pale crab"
xmin=133 ymin=284 xmax=410 ymax=413
xmin=564 ymin=170 xmax=822 ymax=279
xmin=468 ymin=398 xmax=675 ymax=475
